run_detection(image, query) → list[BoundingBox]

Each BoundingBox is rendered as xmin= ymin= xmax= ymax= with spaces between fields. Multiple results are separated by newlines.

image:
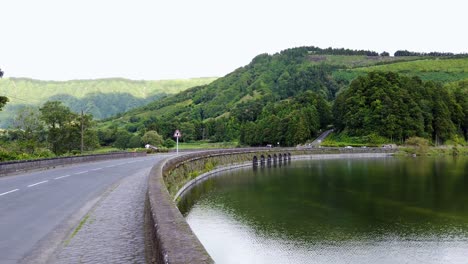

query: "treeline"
xmin=333 ymin=72 xmax=468 ymax=144
xmin=394 ymin=50 xmax=468 ymax=57
xmin=0 ymin=101 xmax=98 ymax=160
xmin=0 ymin=100 xmax=174 ymax=161
xmin=240 ymin=91 xmax=331 ymax=146
xmin=284 ymin=46 xmax=380 ymax=56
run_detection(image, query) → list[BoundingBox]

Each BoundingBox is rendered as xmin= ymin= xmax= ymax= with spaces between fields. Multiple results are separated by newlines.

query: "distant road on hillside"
xmin=310 ymin=129 xmax=334 ymax=146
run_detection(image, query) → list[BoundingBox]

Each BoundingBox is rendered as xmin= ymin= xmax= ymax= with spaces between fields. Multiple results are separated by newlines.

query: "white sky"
xmin=1 ymin=0 xmax=467 ymax=81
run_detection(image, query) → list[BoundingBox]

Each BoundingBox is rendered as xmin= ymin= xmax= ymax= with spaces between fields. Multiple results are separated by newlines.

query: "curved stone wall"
xmin=145 ymin=147 xmax=396 ymax=263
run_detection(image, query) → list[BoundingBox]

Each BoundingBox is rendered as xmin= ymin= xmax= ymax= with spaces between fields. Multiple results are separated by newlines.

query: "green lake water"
xmin=178 ymin=157 xmax=468 ymax=263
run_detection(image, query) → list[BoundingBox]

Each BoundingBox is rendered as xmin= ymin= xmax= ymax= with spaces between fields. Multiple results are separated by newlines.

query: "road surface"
xmin=310 ymin=129 xmax=334 ymax=146
xmin=0 ymin=154 xmax=172 ymax=264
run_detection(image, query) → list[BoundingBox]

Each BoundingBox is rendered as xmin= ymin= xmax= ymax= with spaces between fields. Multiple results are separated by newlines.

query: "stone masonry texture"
xmin=53 ymin=167 xmax=151 ymax=264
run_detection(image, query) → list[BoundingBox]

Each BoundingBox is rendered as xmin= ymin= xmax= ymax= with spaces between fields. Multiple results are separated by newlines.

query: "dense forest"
xmin=333 ymin=72 xmax=467 ymax=144
xmin=96 ymin=47 xmax=467 ymax=149
xmin=1 ymin=46 xmax=468 ymax=160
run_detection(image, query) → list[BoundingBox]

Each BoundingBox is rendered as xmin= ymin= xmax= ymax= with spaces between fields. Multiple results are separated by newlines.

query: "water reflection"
xmin=253 ymin=158 xmax=291 ymax=170
xmin=179 ymin=157 xmax=468 ymax=264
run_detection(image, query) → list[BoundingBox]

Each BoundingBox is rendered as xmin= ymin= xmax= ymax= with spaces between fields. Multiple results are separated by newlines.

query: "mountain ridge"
xmin=0 ymin=77 xmax=217 ymax=127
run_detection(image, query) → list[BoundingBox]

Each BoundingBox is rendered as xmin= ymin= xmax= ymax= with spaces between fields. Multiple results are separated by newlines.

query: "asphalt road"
xmin=0 ymin=154 xmax=170 ymax=264
xmin=311 ymin=129 xmax=334 ymax=145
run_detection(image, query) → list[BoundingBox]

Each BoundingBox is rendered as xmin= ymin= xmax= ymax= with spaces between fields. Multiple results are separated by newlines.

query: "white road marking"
xmin=27 ymin=180 xmax=48 ymax=187
xmin=75 ymin=171 xmax=88 ymax=175
xmin=0 ymin=189 xmax=19 ymax=196
xmin=91 ymin=168 xmax=102 ymax=171
xmin=54 ymin=175 xmax=71 ymax=180
xmin=105 ymin=165 xmax=115 ymax=168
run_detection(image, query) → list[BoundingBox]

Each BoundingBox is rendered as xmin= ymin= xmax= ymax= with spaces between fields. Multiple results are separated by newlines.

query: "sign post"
xmin=173 ymin=130 xmax=181 ymax=154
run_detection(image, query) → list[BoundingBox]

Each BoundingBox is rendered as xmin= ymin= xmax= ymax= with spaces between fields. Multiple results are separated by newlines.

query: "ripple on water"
xmin=182 ymin=157 xmax=468 ymax=264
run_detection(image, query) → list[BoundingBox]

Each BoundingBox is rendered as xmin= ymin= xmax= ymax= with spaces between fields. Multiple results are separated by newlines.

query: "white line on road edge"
xmin=54 ymin=175 xmax=71 ymax=180
xmin=27 ymin=180 xmax=49 ymax=187
xmin=91 ymin=168 xmax=102 ymax=171
xmin=0 ymin=189 xmax=19 ymax=196
xmin=105 ymin=165 xmax=115 ymax=168
xmin=75 ymin=171 xmax=88 ymax=175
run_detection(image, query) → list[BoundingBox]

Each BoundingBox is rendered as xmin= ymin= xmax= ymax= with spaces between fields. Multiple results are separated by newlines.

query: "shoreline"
xmin=174 ymin=152 xmax=394 ymax=201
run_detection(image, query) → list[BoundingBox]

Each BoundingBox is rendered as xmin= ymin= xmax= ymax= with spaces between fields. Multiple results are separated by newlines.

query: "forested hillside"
xmin=0 ymin=77 xmax=216 ymax=127
xmin=1 ymin=47 xmax=467 ymax=160
xmin=100 ymin=46 xmax=468 ymax=147
xmin=333 ymin=72 xmax=467 ymax=144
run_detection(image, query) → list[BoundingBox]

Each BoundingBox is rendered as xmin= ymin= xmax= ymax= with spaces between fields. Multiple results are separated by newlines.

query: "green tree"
xmin=40 ymin=101 xmax=76 ymax=154
xmin=180 ymin=122 xmax=195 ymax=142
xmin=13 ymin=106 xmax=45 ymax=141
xmin=128 ymin=135 xmax=142 ymax=148
xmin=12 ymin=106 xmax=46 ymax=154
xmin=332 ymin=72 xmax=464 ymax=144
xmin=114 ymin=130 xmax=132 ymax=149
xmin=39 ymin=101 xmax=97 ymax=154
xmin=163 ymin=138 xmax=176 ymax=148
xmin=0 ymin=96 xmax=8 ymax=111
xmin=142 ymin=130 xmax=163 ymax=146
xmin=98 ymin=127 xmax=118 ymax=146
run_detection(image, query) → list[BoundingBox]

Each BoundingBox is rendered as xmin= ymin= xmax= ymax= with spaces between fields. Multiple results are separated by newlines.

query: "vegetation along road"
xmin=0 ymin=154 xmax=174 ymax=264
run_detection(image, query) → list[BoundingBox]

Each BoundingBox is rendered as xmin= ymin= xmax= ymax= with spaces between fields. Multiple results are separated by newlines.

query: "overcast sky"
xmin=1 ymin=0 xmax=467 ymax=81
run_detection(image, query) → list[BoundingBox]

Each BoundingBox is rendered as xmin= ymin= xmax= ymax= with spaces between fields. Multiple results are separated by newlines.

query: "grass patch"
xmin=83 ymin=147 xmax=120 ymax=154
xmin=351 ymin=57 xmax=468 ymax=83
xmin=321 ymin=132 xmax=387 ymax=147
xmin=64 ymin=214 xmax=90 ymax=246
xmin=399 ymin=146 xmax=468 ymax=156
xmin=171 ymin=141 xmax=238 ymax=150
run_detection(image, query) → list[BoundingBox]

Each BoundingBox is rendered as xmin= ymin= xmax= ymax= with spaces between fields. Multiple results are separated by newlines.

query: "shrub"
xmin=405 ymin=137 xmax=429 ymax=155
xmin=163 ymin=138 xmax=176 ymax=148
xmin=142 ymin=131 xmax=163 ymax=146
xmin=405 ymin=137 xmax=429 ymax=147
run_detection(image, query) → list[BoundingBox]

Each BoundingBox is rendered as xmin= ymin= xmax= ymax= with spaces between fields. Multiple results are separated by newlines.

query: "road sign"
xmin=173 ymin=130 xmax=182 ymax=138
xmin=174 ymin=129 xmax=181 ymax=154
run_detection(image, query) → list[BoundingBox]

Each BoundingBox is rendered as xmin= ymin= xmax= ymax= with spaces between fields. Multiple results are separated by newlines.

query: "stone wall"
xmin=145 ymin=147 xmax=396 ymax=263
xmin=0 ymin=152 xmax=147 ymax=176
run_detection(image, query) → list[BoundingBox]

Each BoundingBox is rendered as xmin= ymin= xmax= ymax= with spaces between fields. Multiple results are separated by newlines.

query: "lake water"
xmin=178 ymin=156 xmax=468 ymax=264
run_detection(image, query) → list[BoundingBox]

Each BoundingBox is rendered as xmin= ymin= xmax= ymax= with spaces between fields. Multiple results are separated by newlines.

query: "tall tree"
xmin=13 ymin=106 xmax=45 ymax=141
xmin=142 ymin=130 xmax=163 ymax=146
xmin=39 ymin=101 xmax=97 ymax=154
xmin=0 ymin=96 xmax=7 ymax=111
xmin=0 ymin=68 xmax=7 ymax=111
